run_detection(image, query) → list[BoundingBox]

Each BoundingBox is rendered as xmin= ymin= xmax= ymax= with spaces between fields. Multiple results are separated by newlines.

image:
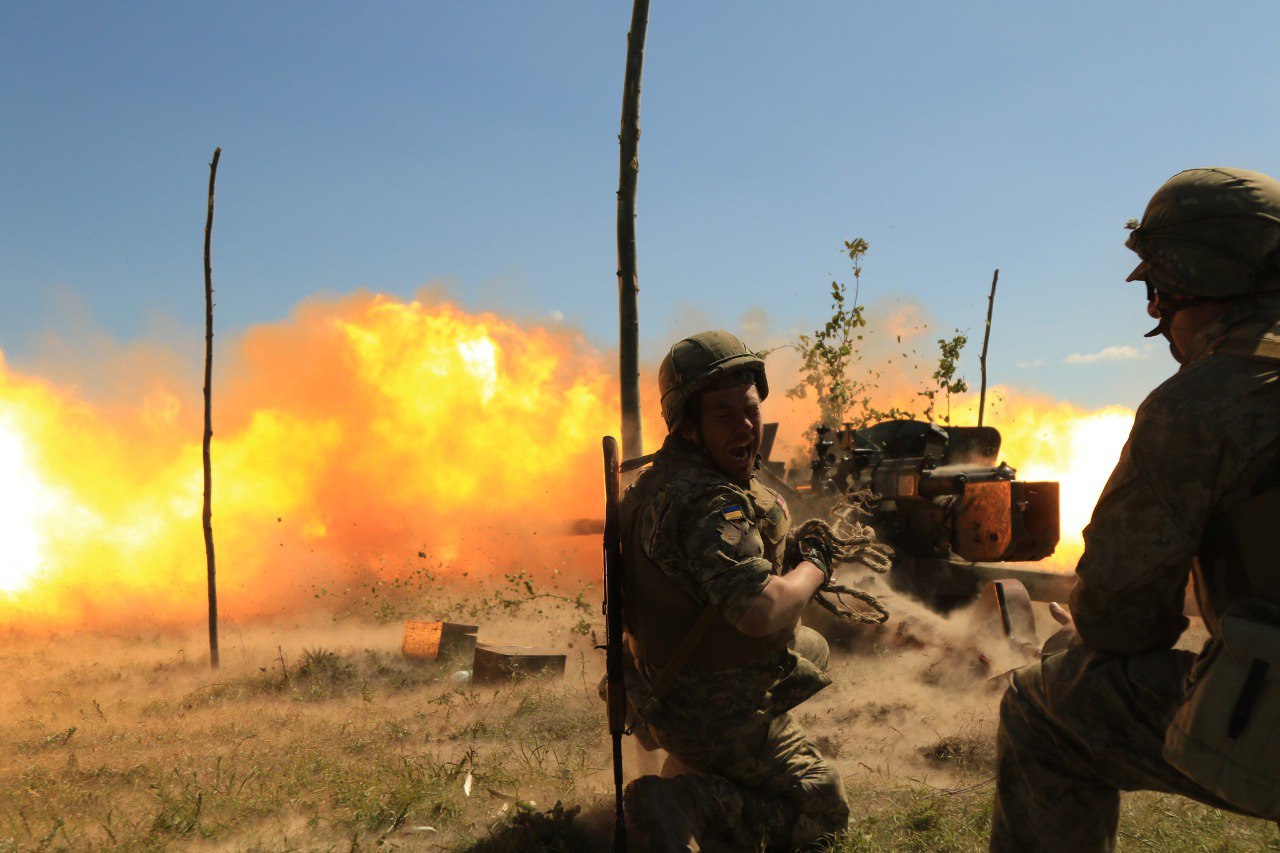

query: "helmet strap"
xmin=677 ymin=410 xmax=704 ymax=449
xmin=1142 ymin=315 xmax=1170 ymax=339
xmin=1144 ymin=291 xmax=1228 ymax=363
xmin=1145 ymin=291 xmax=1219 ymax=336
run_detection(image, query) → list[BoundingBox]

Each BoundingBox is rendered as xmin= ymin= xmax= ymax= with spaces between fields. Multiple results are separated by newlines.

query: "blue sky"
xmin=3 ymin=1 xmax=1278 ymax=409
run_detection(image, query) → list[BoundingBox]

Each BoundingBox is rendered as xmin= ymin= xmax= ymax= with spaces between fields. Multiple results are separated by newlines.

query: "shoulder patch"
xmin=721 ymin=505 xmax=746 ymax=522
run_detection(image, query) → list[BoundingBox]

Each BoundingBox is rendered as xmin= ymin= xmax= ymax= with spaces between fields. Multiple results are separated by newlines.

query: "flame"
xmin=0 ymin=290 xmax=1141 ymax=631
xmin=971 ymin=396 xmax=1135 ymax=569
xmin=0 ymin=410 xmax=56 ymax=593
xmin=0 ymin=294 xmax=654 ymax=630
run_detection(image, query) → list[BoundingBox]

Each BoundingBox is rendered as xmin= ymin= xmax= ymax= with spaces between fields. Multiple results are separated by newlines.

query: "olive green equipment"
xmin=1165 ymin=592 xmax=1280 ymax=820
xmin=657 ymin=330 xmax=768 ymax=432
xmin=1126 ymin=167 xmax=1280 ymax=299
xmin=1126 ymin=167 xmax=1280 ymax=340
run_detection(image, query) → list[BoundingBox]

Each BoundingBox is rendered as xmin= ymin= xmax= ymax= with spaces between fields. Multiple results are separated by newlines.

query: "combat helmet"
xmin=1126 ymin=167 xmax=1280 ymax=298
xmin=658 ymin=331 xmax=768 ymax=432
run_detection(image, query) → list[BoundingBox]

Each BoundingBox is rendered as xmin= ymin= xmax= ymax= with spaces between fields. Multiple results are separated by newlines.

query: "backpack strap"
xmin=635 ymin=604 xmax=722 ymax=716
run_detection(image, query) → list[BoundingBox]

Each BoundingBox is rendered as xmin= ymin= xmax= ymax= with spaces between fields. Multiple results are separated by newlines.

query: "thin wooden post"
xmin=601 ymin=437 xmax=628 ymax=852
xmin=616 ymin=0 xmax=651 ymax=461
xmin=203 ymin=147 xmax=221 ymax=669
xmin=977 ymin=268 xmax=998 ymax=427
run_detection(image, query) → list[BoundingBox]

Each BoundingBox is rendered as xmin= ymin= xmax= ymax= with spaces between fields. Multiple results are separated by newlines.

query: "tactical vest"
xmin=622 ymin=458 xmax=794 ymax=673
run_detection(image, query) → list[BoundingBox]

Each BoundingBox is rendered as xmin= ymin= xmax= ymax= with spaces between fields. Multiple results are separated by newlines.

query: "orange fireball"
xmin=0 ymin=293 xmax=1140 ymax=631
xmin=0 ymin=294 xmax=658 ymax=631
xmin=989 ymin=398 xmax=1135 ymax=571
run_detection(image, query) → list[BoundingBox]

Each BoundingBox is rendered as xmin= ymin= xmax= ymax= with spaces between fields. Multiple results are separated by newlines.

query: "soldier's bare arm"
xmin=735 ymin=561 xmax=825 ymax=637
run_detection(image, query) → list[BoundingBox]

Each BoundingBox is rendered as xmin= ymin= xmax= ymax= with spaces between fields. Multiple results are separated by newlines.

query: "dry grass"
xmin=0 ymin=627 xmax=606 ymax=851
xmin=0 ymin=592 xmax=1276 ymax=851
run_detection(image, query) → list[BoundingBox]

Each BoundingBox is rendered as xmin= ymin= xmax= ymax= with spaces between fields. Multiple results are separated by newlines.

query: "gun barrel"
xmin=966 ymin=562 xmax=1075 ymax=603
xmin=918 ymin=474 xmax=966 ymax=498
xmin=563 ymin=518 xmax=606 ymax=535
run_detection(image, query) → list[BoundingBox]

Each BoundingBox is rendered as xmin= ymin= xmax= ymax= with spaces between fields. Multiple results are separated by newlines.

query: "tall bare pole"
xmin=616 ymin=0 xmax=651 ymax=461
xmin=203 ymin=147 xmax=222 ymax=669
xmin=977 ymin=268 xmax=999 ymax=427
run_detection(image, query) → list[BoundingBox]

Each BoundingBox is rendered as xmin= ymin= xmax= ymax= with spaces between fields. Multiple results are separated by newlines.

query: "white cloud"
xmin=1064 ymin=344 xmax=1152 ymax=365
xmin=1017 ymin=359 xmax=1045 ymax=369
xmin=549 ymin=310 xmax=564 ymax=322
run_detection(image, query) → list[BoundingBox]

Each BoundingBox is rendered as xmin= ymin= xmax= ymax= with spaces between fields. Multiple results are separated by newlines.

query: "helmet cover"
xmin=1125 ymin=167 xmax=1280 ymax=298
xmin=657 ymin=331 xmax=768 ymax=432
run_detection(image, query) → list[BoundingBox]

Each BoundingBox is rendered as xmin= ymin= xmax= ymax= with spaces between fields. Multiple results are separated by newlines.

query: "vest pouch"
xmin=1164 ymin=603 xmax=1280 ymax=819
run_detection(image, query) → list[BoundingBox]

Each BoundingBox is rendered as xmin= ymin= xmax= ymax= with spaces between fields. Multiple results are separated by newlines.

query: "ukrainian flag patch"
xmin=721 ymin=505 xmax=746 ymax=522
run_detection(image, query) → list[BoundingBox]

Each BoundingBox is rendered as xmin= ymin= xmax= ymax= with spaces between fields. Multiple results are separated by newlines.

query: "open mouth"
xmin=727 ymin=442 xmax=753 ymax=465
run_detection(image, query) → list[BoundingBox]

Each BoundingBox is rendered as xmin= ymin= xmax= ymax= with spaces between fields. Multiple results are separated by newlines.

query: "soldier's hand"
xmin=1041 ymin=602 xmax=1078 ymax=655
xmin=796 ymin=536 xmax=834 ymax=584
xmin=784 ymin=534 xmax=834 ymax=584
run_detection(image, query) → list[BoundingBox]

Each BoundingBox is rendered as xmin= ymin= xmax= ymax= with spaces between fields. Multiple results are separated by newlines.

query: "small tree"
xmin=790 ymin=238 xmax=974 ymax=438
xmin=787 ymin=238 xmax=869 ymax=433
xmin=788 ymin=239 xmax=920 ymax=437
xmin=918 ymin=331 xmax=969 ymax=425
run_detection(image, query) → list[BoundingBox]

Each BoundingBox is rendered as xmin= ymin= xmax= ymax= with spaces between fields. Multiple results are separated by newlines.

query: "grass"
xmin=829 ymin=784 xmax=1279 ymax=852
xmin=0 ymin=588 xmax=1276 ymax=851
xmin=0 ymin=596 xmax=607 ymax=851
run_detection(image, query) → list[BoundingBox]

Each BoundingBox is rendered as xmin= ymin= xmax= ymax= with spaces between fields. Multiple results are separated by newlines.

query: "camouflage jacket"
xmin=619 ymin=434 xmax=829 ymax=735
xmin=1071 ymin=293 xmax=1280 ymax=654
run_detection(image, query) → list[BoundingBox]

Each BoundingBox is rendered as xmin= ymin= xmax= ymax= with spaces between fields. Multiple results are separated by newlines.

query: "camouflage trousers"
xmin=991 ymin=645 xmax=1267 ymax=852
xmin=633 ymin=627 xmax=848 ymax=851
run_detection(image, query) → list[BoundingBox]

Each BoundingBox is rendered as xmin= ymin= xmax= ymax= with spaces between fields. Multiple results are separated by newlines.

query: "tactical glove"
xmin=786 ymin=517 xmax=893 ymax=625
xmin=787 ymin=534 xmax=834 ymax=584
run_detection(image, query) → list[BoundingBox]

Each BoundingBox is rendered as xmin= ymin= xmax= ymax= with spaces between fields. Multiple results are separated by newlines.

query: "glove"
xmin=787 ymin=534 xmax=834 ymax=584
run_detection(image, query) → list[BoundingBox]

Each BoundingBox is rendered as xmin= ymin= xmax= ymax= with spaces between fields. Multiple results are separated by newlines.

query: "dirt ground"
xmin=0 ymin=578 xmax=1275 ymax=851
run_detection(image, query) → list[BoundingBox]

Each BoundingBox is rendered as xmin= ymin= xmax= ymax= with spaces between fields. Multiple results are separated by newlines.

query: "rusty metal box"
xmin=402 ymin=621 xmax=478 ymax=663
xmin=471 ymin=643 xmax=565 ymax=682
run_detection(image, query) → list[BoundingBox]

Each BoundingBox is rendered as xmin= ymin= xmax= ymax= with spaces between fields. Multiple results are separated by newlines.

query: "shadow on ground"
xmin=463 ymin=801 xmax=614 ymax=852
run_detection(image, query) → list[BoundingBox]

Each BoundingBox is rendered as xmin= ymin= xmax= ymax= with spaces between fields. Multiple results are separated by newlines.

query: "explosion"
xmin=0 ymin=406 xmax=56 ymax=594
xmin=989 ymin=398 xmax=1135 ymax=570
xmin=0 ymin=291 xmax=1138 ymax=632
xmin=0 ymin=294 xmax=651 ymax=631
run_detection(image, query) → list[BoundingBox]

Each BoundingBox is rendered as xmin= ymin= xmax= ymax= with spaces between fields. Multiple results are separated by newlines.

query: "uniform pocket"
xmin=1164 ymin=602 xmax=1280 ymax=819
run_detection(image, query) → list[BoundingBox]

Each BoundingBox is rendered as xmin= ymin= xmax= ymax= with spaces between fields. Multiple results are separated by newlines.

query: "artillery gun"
xmin=758 ymin=418 xmax=1073 ymax=639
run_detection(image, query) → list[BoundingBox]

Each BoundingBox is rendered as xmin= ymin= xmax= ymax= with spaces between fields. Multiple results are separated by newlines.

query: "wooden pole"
xmin=203 ymin=147 xmax=221 ymax=669
xmin=601 ymin=437 xmax=628 ymax=852
xmin=616 ymin=0 xmax=651 ymax=461
xmin=977 ymin=268 xmax=998 ymax=427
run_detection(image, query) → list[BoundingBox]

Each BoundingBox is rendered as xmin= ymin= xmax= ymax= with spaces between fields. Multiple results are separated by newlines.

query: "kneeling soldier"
xmin=621 ymin=331 xmax=860 ymax=851
xmin=991 ymin=168 xmax=1280 ymax=851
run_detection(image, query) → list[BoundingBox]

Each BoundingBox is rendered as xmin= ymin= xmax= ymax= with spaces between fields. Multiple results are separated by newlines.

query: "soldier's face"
xmin=685 ymin=382 xmax=763 ymax=484
xmin=1146 ymin=292 xmax=1227 ymax=364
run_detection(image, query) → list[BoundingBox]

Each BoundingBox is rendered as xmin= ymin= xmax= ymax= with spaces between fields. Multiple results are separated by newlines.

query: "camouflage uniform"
xmin=990 ymin=289 xmax=1280 ymax=846
xmin=621 ymin=433 xmax=849 ymax=851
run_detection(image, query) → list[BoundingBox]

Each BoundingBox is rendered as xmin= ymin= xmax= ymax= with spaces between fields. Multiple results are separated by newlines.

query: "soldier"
xmin=619 ymin=331 xmax=866 ymax=851
xmin=991 ymin=167 xmax=1280 ymax=851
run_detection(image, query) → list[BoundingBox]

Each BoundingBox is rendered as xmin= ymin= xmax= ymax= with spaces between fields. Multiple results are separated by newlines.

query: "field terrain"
xmin=1 ymin=575 xmax=1275 ymax=851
